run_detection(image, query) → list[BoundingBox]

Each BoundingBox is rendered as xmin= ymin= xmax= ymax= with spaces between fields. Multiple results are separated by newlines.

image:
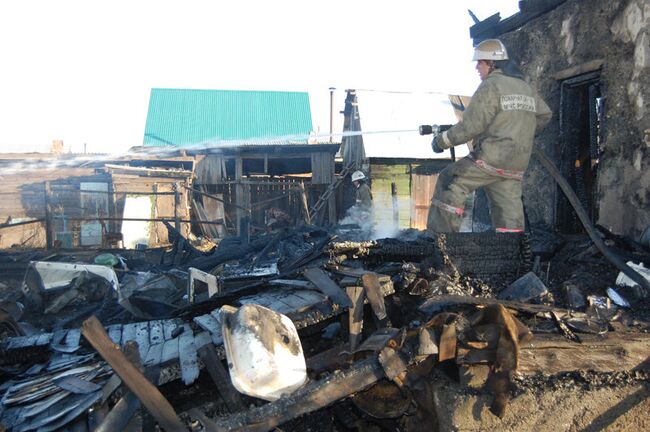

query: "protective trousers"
xmin=426 ymin=157 xmax=524 ymax=233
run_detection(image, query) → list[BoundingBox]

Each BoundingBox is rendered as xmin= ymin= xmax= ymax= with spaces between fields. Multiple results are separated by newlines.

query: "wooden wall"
xmin=368 ymin=159 xmax=450 ymax=230
xmin=0 ymin=167 xmax=99 ymax=248
xmin=0 ymin=167 xmax=192 ymax=249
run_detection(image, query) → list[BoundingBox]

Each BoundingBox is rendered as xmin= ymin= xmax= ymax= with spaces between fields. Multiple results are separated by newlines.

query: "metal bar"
xmin=249 ymin=188 xmax=301 ymax=209
xmin=77 ymin=190 xmax=176 ymax=196
xmin=44 ymin=182 xmax=52 ymax=249
xmin=45 ymin=216 xmax=224 ymax=225
xmin=0 ymin=218 xmax=44 ymax=229
xmin=185 ymin=186 xmax=251 ymax=213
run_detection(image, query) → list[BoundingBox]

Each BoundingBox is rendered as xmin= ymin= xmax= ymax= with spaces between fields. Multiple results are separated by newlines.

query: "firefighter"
xmin=427 ymin=39 xmax=552 ymax=233
xmin=351 ymin=170 xmax=373 ymax=210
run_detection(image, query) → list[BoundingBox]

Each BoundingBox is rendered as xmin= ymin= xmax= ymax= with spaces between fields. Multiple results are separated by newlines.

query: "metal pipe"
xmin=329 ymin=87 xmax=336 ymax=143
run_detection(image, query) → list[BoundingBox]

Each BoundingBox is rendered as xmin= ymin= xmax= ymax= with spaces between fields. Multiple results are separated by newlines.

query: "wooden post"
xmin=299 ymin=181 xmax=311 ymax=225
xmin=95 ymin=341 xmax=150 ymax=432
xmin=328 ymin=194 xmax=337 ymax=225
xmin=391 ymin=182 xmax=399 ymax=226
xmin=240 ymin=216 xmax=250 ymax=246
xmin=173 ymin=182 xmax=181 ymax=233
xmin=44 ymin=181 xmax=53 ymax=249
xmin=81 ymin=316 xmax=186 ymax=432
xmin=346 ymin=286 xmax=365 ymax=352
xmin=235 ymin=157 xmax=244 ymax=235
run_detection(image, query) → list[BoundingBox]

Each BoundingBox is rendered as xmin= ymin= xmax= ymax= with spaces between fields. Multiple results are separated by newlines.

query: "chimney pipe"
xmin=329 ymin=87 xmax=336 ymax=143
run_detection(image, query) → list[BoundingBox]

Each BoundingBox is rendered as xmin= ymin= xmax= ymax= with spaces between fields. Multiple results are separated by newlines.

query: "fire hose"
xmin=533 ymin=148 xmax=650 ymax=297
xmin=415 ymin=125 xmax=648 ymax=296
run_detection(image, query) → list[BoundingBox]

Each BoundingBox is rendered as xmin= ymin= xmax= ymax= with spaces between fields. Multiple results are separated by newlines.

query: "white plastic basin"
xmin=220 ymin=304 xmax=307 ymax=401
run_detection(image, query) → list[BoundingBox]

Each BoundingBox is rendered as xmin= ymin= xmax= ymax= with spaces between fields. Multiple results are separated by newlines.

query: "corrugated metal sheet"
xmin=143 ymin=89 xmax=313 ymax=147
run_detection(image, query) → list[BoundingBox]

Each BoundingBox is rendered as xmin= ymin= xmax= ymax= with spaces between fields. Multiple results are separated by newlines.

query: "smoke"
xmin=371 ymin=206 xmax=401 ymax=239
xmin=338 ymin=203 xmax=400 ymax=240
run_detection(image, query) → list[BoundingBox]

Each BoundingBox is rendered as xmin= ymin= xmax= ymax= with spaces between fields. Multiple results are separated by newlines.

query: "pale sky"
xmin=0 ymin=1 xmax=519 ymax=154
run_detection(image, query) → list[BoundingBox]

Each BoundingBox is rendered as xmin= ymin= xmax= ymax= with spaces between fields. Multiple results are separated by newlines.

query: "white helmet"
xmin=351 ymin=170 xmax=366 ymax=182
xmin=472 ymin=39 xmax=509 ymax=61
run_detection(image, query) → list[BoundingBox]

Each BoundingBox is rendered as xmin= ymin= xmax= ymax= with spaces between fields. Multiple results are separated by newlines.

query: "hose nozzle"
xmin=419 ymin=124 xmax=451 ymax=135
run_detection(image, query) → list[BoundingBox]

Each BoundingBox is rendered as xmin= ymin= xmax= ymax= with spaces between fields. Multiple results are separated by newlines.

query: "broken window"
xmin=557 ymin=71 xmax=603 ymax=234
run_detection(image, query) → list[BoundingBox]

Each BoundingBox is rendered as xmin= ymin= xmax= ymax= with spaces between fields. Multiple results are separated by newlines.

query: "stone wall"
xmin=499 ymin=0 xmax=649 ymax=238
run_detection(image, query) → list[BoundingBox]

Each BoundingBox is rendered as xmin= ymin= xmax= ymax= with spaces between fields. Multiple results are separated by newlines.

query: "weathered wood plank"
xmin=80 ymin=316 xmax=185 ymax=432
xmin=303 ymin=267 xmax=352 ymax=308
xmin=346 ymin=286 xmax=365 ymax=352
xmin=193 ymin=314 xmax=220 ymax=334
xmin=456 ymin=332 xmax=650 ymax=376
xmin=179 ymin=325 xmax=199 ymax=385
xmin=148 ymin=321 xmax=164 ymax=346
xmin=361 ymin=273 xmax=388 ymax=322
xmin=144 ymin=343 xmax=163 ymax=367
xmin=518 ymin=332 xmax=650 ymax=375
xmin=133 ymin=322 xmax=150 ymax=361
xmin=197 ymin=343 xmax=244 ymax=413
xmin=238 ymin=293 xmax=288 ymax=313
xmin=162 ymin=319 xmax=180 ymax=341
xmin=160 ymin=338 xmax=179 ymax=365
xmin=193 ymin=331 xmax=212 ymax=351
xmin=206 ymin=358 xmax=385 ymax=431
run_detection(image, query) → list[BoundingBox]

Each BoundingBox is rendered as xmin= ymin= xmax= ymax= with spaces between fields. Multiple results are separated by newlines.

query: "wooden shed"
xmin=0 ymin=154 xmax=194 ymax=249
xmin=186 ymin=143 xmax=341 ymax=236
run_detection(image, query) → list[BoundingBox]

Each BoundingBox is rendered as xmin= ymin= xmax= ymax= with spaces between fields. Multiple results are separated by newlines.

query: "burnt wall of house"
xmin=499 ymin=0 xmax=649 ymax=238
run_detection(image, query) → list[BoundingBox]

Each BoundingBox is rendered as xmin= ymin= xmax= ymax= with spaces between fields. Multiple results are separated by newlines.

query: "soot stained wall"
xmin=498 ymin=0 xmax=649 ymax=238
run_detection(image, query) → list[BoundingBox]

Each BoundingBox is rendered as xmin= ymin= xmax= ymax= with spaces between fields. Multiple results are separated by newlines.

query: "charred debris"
xmin=0 ymin=218 xmax=649 ymax=431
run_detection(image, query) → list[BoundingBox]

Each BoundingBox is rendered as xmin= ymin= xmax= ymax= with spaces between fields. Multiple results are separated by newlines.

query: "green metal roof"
xmin=143 ymin=88 xmax=313 ymax=147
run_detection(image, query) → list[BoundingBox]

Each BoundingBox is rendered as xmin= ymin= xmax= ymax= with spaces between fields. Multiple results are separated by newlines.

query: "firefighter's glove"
xmin=431 ymin=133 xmax=444 ymax=154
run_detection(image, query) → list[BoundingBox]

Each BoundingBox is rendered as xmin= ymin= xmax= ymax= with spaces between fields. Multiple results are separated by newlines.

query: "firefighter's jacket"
xmin=441 ymin=69 xmax=552 ymax=171
xmin=355 ymin=183 xmax=373 ymax=209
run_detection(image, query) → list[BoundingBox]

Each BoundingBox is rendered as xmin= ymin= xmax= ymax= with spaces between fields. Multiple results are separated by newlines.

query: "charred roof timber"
xmin=470 ymin=0 xmax=568 ymax=43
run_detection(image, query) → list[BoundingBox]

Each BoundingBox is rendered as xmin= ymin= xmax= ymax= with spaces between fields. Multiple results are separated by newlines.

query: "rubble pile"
xmin=0 ymin=223 xmax=649 ymax=431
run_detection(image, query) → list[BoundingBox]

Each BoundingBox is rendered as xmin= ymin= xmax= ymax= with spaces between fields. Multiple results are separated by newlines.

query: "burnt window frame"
xmin=556 ymin=70 xmax=603 ymax=234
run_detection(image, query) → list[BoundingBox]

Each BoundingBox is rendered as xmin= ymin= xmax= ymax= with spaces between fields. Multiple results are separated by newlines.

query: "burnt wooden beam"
xmin=419 ymin=294 xmax=571 ymax=315
xmin=197 ymin=344 xmax=245 ymax=413
xmin=303 ymin=267 xmax=353 ymax=309
xmin=81 ymin=316 xmax=186 ymax=432
xmin=181 ymin=234 xmax=274 ymax=272
xmin=95 ymin=341 xmax=151 ymax=432
xmin=361 ymin=273 xmax=390 ymax=327
xmin=519 ymin=332 xmax=650 ymax=375
xmin=470 ymin=0 xmax=567 ymax=42
xmin=346 ymin=286 xmax=365 ymax=352
xmin=457 ymin=332 xmax=650 ymax=375
xmin=197 ymin=358 xmax=386 ymax=432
